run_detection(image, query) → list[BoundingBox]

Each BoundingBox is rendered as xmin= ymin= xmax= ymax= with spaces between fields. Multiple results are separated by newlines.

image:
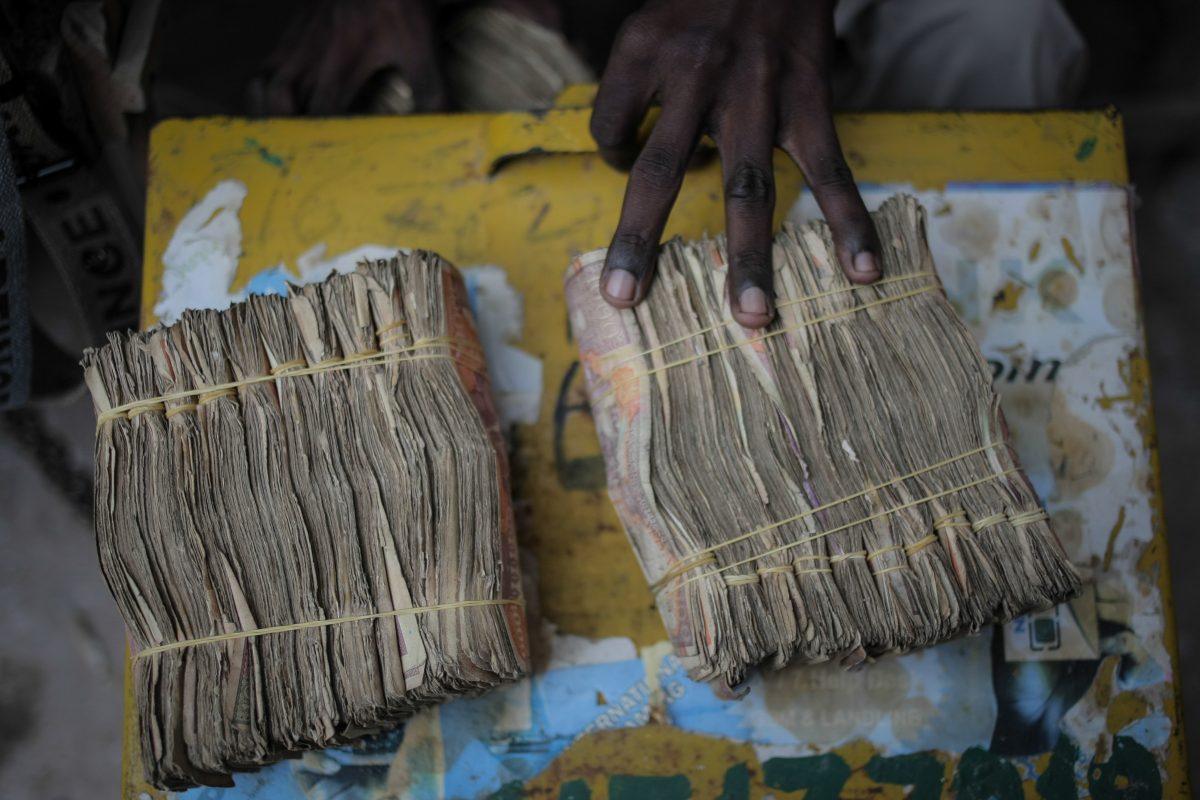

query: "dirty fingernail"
xmin=605 ymin=269 xmax=637 ymax=302
xmin=852 ymin=251 xmax=880 ymax=275
xmin=739 ymin=286 xmax=770 ymax=316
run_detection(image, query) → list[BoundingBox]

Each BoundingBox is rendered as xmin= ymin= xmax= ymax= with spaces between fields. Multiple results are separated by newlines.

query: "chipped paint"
xmin=155 ymin=179 xmax=247 ymax=324
xmin=993 ymin=280 xmax=1026 ymax=312
xmin=1108 ymin=691 xmax=1152 ymax=734
xmin=1103 ymin=506 xmax=1127 ymax=571
xmin=1097 ymin=352 xmax=1155 ymax=449
xmin=1062 ymin=237 xmax=1085 ymax=274
xmin=244 ymin=137 xmax=286 ymax=171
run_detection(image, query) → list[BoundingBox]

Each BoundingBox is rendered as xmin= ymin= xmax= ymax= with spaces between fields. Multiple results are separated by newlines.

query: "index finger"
xmin=600 ymin=100 xmax=704 ymax=308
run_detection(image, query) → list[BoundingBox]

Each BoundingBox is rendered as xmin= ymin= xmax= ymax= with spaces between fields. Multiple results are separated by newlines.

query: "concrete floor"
xmin=1 ymin=6 xmax=1198 ymax=799
xmin=0 ymin=396 xmax=125 ymax=799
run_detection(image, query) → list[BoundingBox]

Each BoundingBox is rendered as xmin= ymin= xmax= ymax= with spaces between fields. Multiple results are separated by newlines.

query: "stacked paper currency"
xmin=83 ymin=253 xmax=528 ymax=789
xmin=566 ymin=194 xmax=1080 ymax=696
xmin=445 ymin=6 xmax=594 ymax=112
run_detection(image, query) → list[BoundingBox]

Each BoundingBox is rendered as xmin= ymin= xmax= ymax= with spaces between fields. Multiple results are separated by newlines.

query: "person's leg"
xmin=835 ymin=0 xmax=1088 ymax=109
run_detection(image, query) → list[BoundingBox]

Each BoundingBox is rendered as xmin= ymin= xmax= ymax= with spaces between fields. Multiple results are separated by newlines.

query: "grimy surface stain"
xmin=1039 ymin=267 xmax=1079 ymax=311
xmin=1048 ymin=388 xmax=1116 ymax=498
xmin=761 ymin=654 xmax=910 ymax=745
xmin=939 ymin=202 xmax=1000 ymax=261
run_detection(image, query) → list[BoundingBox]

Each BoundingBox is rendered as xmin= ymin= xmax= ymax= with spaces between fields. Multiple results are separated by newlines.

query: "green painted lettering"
xmin=487 ymin=779 xmax=525 ymax=799
xmin=867 ymin=752 xmax=945 ymax=800
xmin=559 ymin=778 xmax=592 ymax=800
xmin=609 ymin=774 xmax=691 ymax=800
xmin=954 ymin=747 xmax=1023 ymax=800
xmin=718 ymin=763 xmax=749 ymax=800
xmin=1036 ymin=735 xmax=1081 ymax=800
xmin=1088 ymin=736 xmax=1163 ymax=799
xmin=762 ymin=754 xmax=851 ymax=800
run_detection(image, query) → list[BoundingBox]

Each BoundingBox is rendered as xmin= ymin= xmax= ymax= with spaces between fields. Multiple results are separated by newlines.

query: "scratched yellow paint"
xmin=1108 ymin=691 xmax=1153 ymax=734
xmin=123 ymin=106 xmax=1182 ymax=799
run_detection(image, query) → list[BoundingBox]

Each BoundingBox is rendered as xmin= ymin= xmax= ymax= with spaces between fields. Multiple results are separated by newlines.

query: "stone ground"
xmin=1 ymin=3 xmax=1198 ymax=797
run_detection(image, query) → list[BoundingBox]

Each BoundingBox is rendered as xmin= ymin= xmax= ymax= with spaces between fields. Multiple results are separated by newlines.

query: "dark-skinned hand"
xmin=590 ymin=0 xmax=882 ymax=328
xmin=249 ymin=0 xmax=447 ymax=115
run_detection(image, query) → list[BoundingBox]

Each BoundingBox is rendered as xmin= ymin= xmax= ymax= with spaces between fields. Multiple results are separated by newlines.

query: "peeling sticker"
xmin=154 ymin=179 xmax=247 ymax=324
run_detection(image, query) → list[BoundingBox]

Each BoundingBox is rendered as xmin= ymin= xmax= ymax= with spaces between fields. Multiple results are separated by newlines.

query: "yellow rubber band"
xmin=1009 ymin=510 xmax=1050 ymax=526
xmin=94 ymin=337 xmax=467 ymax=427
xmin=126 ymin=401 xmax=165 ymax=418
xmin=650 ymin=441 xmax=1008 ymax=591
xmin=198 ymin=388 xmax=236 ymax=405
xmin=343 ymin=349 xmax=382 ymax=364
xmin=661 ymin=469 xmax=1021 ymax=595
xmin=164 ymin=403 xmax=197 ymax=419
xmin=133 ymin=597 xmax=524 ymax=660
xmin=270 ymin=359 xmax=307 ymax=376
xmin=375 ymin=319 xmax=408 ymax=337
xmin=603 ymin=272 xmax=938 ymax=368
xmin=904 ymin=534 xmax=940 ymax=556
xmin=971 ymin=513 xmax=1008 ymax=532
xmin=867 ymin=544 xmax=905 ymax=560
xmin=596 ymin=286 xmax=939 ymax=404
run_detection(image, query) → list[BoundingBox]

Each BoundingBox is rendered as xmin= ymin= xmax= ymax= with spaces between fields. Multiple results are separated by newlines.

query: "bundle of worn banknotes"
xmin=566 ymin=195 xmax=1080 ymax=696
xmin=84 ymin=253 xmax=528 ymax=789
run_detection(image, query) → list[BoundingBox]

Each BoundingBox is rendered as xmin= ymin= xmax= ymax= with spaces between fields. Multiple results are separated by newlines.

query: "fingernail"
xmin=852 ymin=251 xmax=880 ymax=275
xmin=738 ymin=287 xmax=770 ymax=316
xmin=605 ymin=269 xmax=637 ymax=302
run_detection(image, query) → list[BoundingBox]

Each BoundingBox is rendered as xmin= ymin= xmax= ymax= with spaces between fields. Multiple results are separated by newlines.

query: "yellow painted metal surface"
xmin=124 ymin=107 xmax=1182 ymax=798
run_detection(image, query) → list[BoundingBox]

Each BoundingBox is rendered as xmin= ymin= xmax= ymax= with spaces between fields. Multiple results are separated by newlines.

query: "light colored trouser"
xmin=833 ymin=0 xmax=1088 ymax=109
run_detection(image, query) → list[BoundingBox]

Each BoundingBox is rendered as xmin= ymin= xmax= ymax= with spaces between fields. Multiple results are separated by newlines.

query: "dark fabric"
xmin=0 ymin=129 xmax=31 ymax=410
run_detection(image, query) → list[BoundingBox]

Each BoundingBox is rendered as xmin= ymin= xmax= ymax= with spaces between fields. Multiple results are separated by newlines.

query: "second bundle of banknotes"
xmin=565 ymin=194 xmax=1081 ymax=696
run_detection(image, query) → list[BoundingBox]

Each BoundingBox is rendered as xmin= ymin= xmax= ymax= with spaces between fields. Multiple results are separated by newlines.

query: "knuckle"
xmin=590 ymin=111 xmax=630 ymax=149
xmin=632 ymin=144 xmax=687 ymax=190
xmin=737 ymin=47 xmax=777 ymax=82
xmin=664 ymin=26 xmax=730 ymax=71
xmin=806 ymin=153 xmax=856 ymax=190
xmin=779 ymin=72 xmax=830 ymax=128
xmin=788 ymin=52 xmax=828 ymax=85
xmin=725 ymin=161 xmax=774 ymax=208
xmin=614 ymin=16 xmax=661 ymax=59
